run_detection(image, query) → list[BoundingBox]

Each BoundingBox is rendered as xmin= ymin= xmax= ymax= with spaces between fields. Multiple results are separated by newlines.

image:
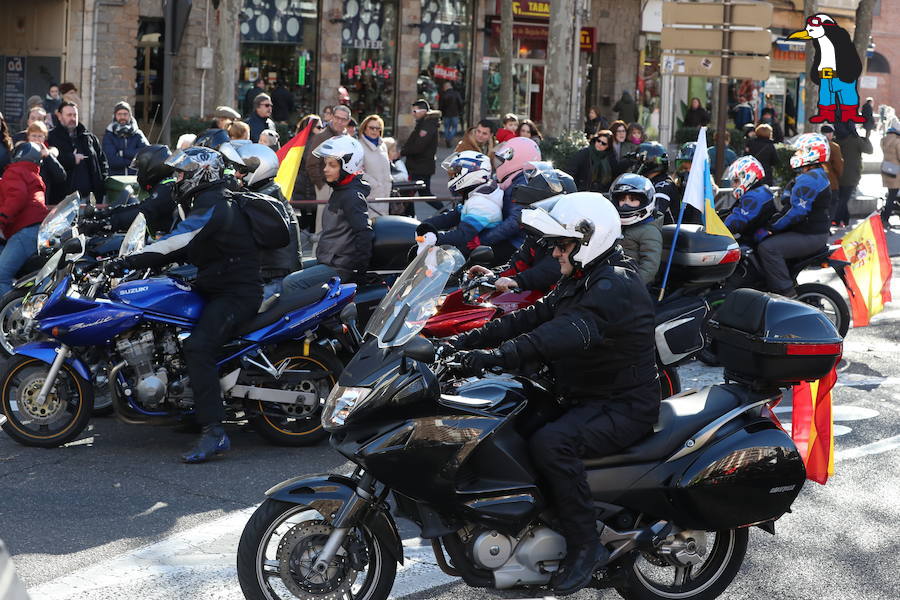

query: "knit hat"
xmin=412 ymin=99 xmax=430 ymax=111
xmin=113 ymin=101 xmax=133 ymax=116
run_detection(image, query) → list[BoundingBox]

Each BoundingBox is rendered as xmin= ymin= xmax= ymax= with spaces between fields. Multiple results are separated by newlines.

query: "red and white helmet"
xmin=492 ymin=137 xmax=541 ymax=189
xmin=789 ymin=133 xmax=830 ymax=170
xmin=725 ymin=155 xmax=766 ymax=199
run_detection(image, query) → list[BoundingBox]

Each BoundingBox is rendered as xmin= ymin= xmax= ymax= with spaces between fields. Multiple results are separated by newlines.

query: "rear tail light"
xmin=720 ymin=248 xmax=741 ymax=264
xmin=785 ymin=342 xmax=842 ymax=355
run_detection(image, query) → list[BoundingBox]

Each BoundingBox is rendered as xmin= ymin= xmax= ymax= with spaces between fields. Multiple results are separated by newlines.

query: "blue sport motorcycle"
xmin=0 ymin=216 xmax=360 ymax=449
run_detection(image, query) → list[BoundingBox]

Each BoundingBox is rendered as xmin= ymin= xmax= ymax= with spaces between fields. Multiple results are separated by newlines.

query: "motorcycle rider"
xmin=466 ymin=162 xmax=575 ymax=293
xmin=722 ymin=155 xmax=776 ymax=241
xmin=415 ymin=151 xmax=503 ymax=256
xmin=609 ymin=173 xmax=662 ymax=284
xmin=220 ymin=142 xmax=303 ymax=297
xmin=756 ymin=133 xmax=832 ymax=298
xmin=106 ymin=147 xmax=262 ymax=463
xmin=627 ymin=141 xmax=687 ymax=224
xmin=449 ymin=193 xmax=660 ymax=595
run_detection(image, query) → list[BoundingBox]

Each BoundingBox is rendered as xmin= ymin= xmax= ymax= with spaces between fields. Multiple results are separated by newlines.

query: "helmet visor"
xmin=520 ymin=206 xmax=583 ymax=241
xmin=522 ymin=161 xmax=563 ymax=193
xmin=491 ymin=144 xmax=514 ymax=171
xmin=164 ymin=149 xmax=201 ymax=172
xmin=441 ymin=153 xmax=462 ymax=177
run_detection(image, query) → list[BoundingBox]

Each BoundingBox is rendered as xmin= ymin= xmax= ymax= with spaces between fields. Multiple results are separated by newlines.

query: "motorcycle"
xmin=0 ymin=215 xmax=360 ymax=448
xmin=236 ymin=245 xmax=843 ymax=600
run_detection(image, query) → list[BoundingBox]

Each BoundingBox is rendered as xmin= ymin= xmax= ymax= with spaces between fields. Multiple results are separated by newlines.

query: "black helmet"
xmin=674 ymin=142 xmax=697 ymax=175
xmin=164 ymin=147 xmax=225 ymax=198
xmin=194 ymin=128 xmax=231 ymax=150
xmin=608 ymin=173 xmax=656 ymax=225
xmin=628 ymin=142 xmax=669 ymax=176
xmin=12 ymin=142 xmax=43 ymax=165
xmin=131 ymin=144 xmax=174 ymax=190
xmin=512 ymin=161 xmax=577 ymax=205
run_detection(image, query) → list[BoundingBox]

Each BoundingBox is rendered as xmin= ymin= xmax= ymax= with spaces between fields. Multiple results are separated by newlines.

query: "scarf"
xmin=363 ymin=134 xmax=381 ymax=146
xmin=589 ymin=146 xmax=613 ymax=189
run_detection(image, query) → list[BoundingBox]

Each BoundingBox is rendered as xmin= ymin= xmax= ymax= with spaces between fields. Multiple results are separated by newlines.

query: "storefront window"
xmin=638 ymin=36 xmax=661 ymax=139
xmin=340 ymin=0 xmax=398 ymax=134
xmin=482 ymin=32 xmax=548 ymax=121
xmin=418 ymin=0 xmax=472 ymax=116
xmin=135 ymin=19 xmax=163 ymax=130
xmin=239 ymin=2 xmax=318 ymax=124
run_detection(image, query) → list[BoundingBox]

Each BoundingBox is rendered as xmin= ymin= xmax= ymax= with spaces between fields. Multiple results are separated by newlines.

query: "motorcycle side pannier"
xmin=371 ymin=216 xmax=417 ymax=271
xmin=655 ymin=296 xmax=708 ymax=366
xmin=708 ymin=288 xmax=842 ymax=386
xmin=660 ymin=224 xmax=740 ymax=285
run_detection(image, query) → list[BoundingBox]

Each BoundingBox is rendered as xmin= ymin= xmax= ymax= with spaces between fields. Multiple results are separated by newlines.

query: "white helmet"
xmin=312 ymin=135 xmax=364 ymax=176
xmin=521 ymin=192 xmax=621 ymax=269
xmin=441 ymin=151 xmax=492 ymax=194
xmin=235 ymin=143 xmax=280 ymax=186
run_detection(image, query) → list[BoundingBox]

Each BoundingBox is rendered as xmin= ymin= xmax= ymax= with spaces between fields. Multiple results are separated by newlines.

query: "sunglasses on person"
xmin=366 ymin=125 xmax=383 ymax=132
xmin=542 ymin=237 xmax=578 ymax=251
xmin=259 ymin=103 xmax=272 ymax=107
xmin=595 ymin=138 xmax=609 ymax=147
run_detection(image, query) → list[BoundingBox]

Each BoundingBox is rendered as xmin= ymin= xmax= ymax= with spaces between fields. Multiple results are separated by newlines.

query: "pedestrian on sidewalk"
xmin=584 ymin=107 xmax=607 ymax=138
xmin=613 ymin=91 xmax=638 ymax=124
xmin=683 ymin=97 xmax=709 ymax=128
xmin=610 ymin=120 xmax=635 ymax=162
xmin=0 ymin=112 xmax=13 ymax=176
xmin=819 ymin=125 xmax=845 ymax=226
xmin=862 ymin=98 xmax=876 ymax=139
xmin=880 ymin=117 xmax=900 ymax=227
xmin=358 ymin=115 xmax=392 ymax=218
xmin=102 ymin=101 xmax=149 ymax=176
xmin=306 ymin=105 xmax=350 ymax=234
xmin=516 ymin=119 xmax=543 ymax=142
xmin=835 ymin=122 xmax=873 ymax=226
xmin=438 ymin=81 xmax=463 ymax=148
xmin=48 ymin=101 xmax=108 ymax=202
xmin=247 ymin=94 xmax=275 ymax=143
xmin=745 ymin=124 xmax=778 ymax=185
xmin=401 ymin=99 xmax=442 ymax=210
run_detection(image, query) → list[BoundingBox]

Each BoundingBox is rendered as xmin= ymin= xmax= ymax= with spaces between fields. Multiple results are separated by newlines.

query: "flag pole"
xmin=657 ymin=202 xmax=687 ymax=302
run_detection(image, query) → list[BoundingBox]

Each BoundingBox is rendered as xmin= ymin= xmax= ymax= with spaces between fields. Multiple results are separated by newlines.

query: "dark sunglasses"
xmin=259 ymin=103 xmax=272 ymax=107
xmin=541 ymin=238 xmax=578 ymax=251
xmin=596 ymin=139 xmax=609 ymax=146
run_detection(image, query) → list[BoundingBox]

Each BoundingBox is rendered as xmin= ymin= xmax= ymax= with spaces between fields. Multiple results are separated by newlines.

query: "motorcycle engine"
xmin=117 ymin=330 xmax=168 ymax=407
xmin=467 ymin=526 xmax=566 ymax=589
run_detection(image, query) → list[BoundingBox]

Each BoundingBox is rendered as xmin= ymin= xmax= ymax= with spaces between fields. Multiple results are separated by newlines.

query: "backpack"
xmin=225 ymin=189 xmax=291 ymax=250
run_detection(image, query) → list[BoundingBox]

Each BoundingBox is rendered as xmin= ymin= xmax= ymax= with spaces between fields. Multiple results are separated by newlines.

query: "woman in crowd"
xmin=609 ymin=120 xmax=631 ymax=161
xmin=516 ymin=119 xmax=543 ymax=142
xmin=358 ymin=114 xmax=392 ymax=218
xmin=566 ymin=130 xmax=617 ymax=193
xmin=683 ymin=97 xmax=709 ymax=127
xmin=744 ymin=123 xmax=777 ymax=185
xmin=584 ymin=106 xmax=606 ymax=138
xmin=0 ymin=112 xmax=13 ymax=175
xmin=13 ymin=107 xmax=49 ymax=143
xmin=24 ymin=121 xmax=66 ymax=205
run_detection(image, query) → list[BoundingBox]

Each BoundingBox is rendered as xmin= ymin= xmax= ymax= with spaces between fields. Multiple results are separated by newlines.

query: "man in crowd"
xmin=243 ymin=78 xmax=267 ymax=116
xmin=438 ymin=81 xmax=464 ymax=148
xmin=402 ymin=99 xmax=442 ymax=209
xmin=271 ymin=80 xmax=294 ymax=124
xmin=247 ymin=94 xmax=276 ymax=143
xmin=455 ymin=119 xmax=495 ymax=156
xmin=102 ymin=101 xmax=149 ymax=176
xmin=48 ymin=101 xmax=108 ymax=202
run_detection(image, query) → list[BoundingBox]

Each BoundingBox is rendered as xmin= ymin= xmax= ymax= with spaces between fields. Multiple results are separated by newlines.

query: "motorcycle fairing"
xmin=12 ymin=341 xmax=93 ymax=381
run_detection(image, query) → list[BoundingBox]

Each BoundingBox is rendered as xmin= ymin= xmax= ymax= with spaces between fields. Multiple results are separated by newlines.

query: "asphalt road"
xmin=1 ymin=164 xmax=899 ymax=599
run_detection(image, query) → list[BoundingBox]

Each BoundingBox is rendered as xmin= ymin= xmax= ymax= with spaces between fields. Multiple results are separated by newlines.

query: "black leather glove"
xmin=80 ymin=218 xmax=111 ymax=236
xmin=415 ymin=221 xmax=438 ymax=237
xmin=458 ymin=349 xmax=506 ymax=377
xmin=435 ymin=336 xmax=464 ymax=358
xmin=104 ymin=257 xmax=129 ymax=278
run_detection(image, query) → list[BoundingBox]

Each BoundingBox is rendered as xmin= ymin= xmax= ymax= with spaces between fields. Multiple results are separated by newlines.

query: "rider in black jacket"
xmin=450 ymin=192 xmax=660 ymax=595
xmin=108 ymin=147 xmax=262 ymax=463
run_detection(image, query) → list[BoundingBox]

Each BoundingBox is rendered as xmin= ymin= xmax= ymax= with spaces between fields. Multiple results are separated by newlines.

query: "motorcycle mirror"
xmin=400 ymin=336 xmax=435 ymax=364
xmin=339 ymin=302 xmax=358 ymax=325
xmin=467 ymin=245 xmax=494 ymax=267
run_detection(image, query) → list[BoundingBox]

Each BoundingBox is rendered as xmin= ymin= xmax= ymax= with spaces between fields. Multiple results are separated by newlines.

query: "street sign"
xmin=661 ymin=54 xmax=770 ymax=80
xmin=663 ymin=1 xmax=773 ymax=28
xmin=661 ymin=28 xmax=771 ymax=54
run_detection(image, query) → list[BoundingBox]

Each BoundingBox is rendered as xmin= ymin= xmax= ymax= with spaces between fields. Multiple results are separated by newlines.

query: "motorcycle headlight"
xmin=322 ymin=386 xmax=371 ymax=430
xmin=21 ymin=294 xmax=49 ymax=319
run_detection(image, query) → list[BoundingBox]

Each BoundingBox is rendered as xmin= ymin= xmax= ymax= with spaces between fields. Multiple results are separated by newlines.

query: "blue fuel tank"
xmin=108 ymin=277 xmax=204 ymax=322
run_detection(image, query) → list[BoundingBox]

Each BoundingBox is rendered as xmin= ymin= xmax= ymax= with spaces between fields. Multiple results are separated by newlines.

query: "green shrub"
xmin=169 ymin=117 xmax=212 ymax=147
xmin=773 ymin=143 xmax=795 ymax=187
xmin=539 ymin=130 xmax=589 ymax=170
xmin=674 ymin=126 xmax=744 ymax=154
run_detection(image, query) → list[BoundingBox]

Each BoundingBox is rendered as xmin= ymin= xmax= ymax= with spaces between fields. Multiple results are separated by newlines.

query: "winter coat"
xmin=837 ymin=134 xmax=873 ymax=188
xmin=456 ymin=247 xmax=660 ymax=422
xmin=584 ymin=116 xmax=607 ymax=138
xmin=305 ymin=123 xmax=346 ymax=190
xmin=613 ymin=92 xmax=638 ymax=124
xmin=250 ymin=178 xmax=303 ymax=279
xmin=247 ymin=113 xmax=276 ymax=143
xmin=745 ymin=137 xmax=778 ymax=186
xmin=108 ymin=179 xmax=178 ymax=235
xmin=495 ymin=129 xmax=515 ymax=143
xmin=316 ymin=175 xmax=374 ymax=277
xmin=454 ymin=128 xmax=494 ymax=156
xmin=732 ymin=102 xmax=753 ymax=129
xmin=425 ymin=181 xmax=503 ymax=255
xmin=48 ymin=123 xmax=108 ymax=202
xmin=359 ymin=135 xmax=392 ymax=217
xmin=0 ymin=161 xmax=50 ymax=238
xmin=565 ymin=146 xmax=616 ymax=193
xmin=480 ymin=171 xmax=526 ymax=250
xmin=619 ymin=220 xmax=663 ymax=284
xmin=824 ymin=141 xmax=844 ymax=191
xmin=40 ymin=151 xmax=68 ymax=206
xmin=683 ymin=107 xmax=709 ymax=128
xmin=724 ymin=185 xmax=776 ymax=238
xmin=0 ymin=145 xmax=10 ymax=177
xmin=102 ymin=119 xmax=149 ymax=176
xmin=612 ymin=140 xmax=638 ymax=162
xmin=271 ymin=86 xmax=294 ymax=122
xmin=862 ymin=103 xmax=875 ymax=131
xmin=438 ymin=88 xmax=463 ymax=119
xmin=496 ymin=235 xmax=560 ymax=293
xmin=402 ymin=110 xmax=441 ymax=175
xmin=881 ymin=132 xmax=900 ymax=189
xmin=42 ymin=95 xmax=61 ymax=116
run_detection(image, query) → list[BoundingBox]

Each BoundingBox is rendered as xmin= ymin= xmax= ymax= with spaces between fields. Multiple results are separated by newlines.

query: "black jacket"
xmin=496 ymin=235 xmax=560 ymax=293
xmin=745 ymin=137 xmax=778 ymax=185
xmin=316 ymin=175 xmax=374 ymax=278
xmin=438 ymin=89 xmax=463 ymax=119
xmin=402 ymin=110 xmax=441 ymax=175
xmin=271 ymin=86 xmax=294 ymax=123
xmin=683 ymin=107 xmax=710 ymax=128
xmin=126 ymin=182 xmax=262 ymax=298
xmin=565 ymin=147 xmax=618 ymax=192
xmin=108 ymin=179 xmax=178 ymax=235
xmin=457 ymin=248 xmax=660 ymax=423
xmin=247 ymin=113 xmax=276 ymax=143
xmin=40 ymin=152 xmax=68 ymax=206
xmin=251 ymin=178 xmax=303 ymax=279
xmin=48 ymin=123 xmax=108 ymax=202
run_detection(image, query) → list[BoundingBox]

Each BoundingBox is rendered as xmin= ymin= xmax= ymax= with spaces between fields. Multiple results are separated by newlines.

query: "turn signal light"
xmin=785 ymin=343 xmax=842 ymax=355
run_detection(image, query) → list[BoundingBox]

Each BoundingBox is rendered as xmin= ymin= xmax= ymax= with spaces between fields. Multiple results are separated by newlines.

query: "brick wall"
xmin=870 ymin=0 xmax=900 ymax=113
xmin=92 ymin=0 xmax=139 ymax=132
xmin=589 ymin=0 xmax=641 ymax=122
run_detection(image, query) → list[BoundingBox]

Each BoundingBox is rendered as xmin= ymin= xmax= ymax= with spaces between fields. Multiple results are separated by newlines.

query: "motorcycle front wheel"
xmin=0 ymin=355 xmax=94 ymax=447
xmin=615 ymin=527 xmax=748 ymax=600
xmin=237 ymin=499 xmax=397 ymax=600
xmin=0 ymin=288 xmax=34 ymax=357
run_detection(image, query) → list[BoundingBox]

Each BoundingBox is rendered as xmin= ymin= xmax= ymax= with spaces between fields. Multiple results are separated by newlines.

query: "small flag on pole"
xmin=682 ymin=127 xmax=737 ymax=240
xmin=274 ymin=120 xmax=316 ymax=201
xmin=792 ymin=366 xmax=838 ymax=485
xmin=830 ymin=213 xmax=893 ymax=327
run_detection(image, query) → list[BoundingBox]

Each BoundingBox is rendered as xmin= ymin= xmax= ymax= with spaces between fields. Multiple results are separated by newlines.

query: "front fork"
xmin=34 ymin=345 xmax=70 ymax=405
xmin=311 ymin=470 xmax=377 ymax=575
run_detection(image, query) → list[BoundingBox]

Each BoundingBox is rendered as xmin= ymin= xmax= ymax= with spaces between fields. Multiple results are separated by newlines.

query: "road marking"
xmin=27 ymin=506 xmax=454 ymax=600
xmin=836 ymin=434 xmax=900 ymax=462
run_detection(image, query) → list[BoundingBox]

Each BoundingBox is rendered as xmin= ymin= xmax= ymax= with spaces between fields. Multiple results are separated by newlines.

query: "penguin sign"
xmin=789 ymin=14 xmax=865 ymax=125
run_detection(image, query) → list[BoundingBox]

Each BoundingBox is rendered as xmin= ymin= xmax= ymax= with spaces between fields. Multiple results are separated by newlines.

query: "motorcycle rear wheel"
xmin=0 ymin=355 xmax=94 ymax=447
xmin=615 ymin=527 xmax=748 ymax=600
xmin=237 ymin=499 xmax=397 ymax=600
xmin=244 ymin=344 xmax=343 ymax=446
xmin=795 ymin=283 xmax=850 ymax=338
xmin=659 ymin=365 xmax=681 ymax=400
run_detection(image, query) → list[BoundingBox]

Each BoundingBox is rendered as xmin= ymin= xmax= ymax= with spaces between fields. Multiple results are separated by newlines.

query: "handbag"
xmin=882 ymin=160 xmax=900 ymax=176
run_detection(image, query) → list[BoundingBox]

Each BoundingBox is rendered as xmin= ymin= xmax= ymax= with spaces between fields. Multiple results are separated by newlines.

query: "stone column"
xmin=318 ymin=0 xmax=344 ymax=114
xmin=395 ymin=0 xmax=422 ymax=141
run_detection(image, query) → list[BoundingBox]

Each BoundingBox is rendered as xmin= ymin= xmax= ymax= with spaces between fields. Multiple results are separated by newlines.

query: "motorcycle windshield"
xmin=37 ymin=193 xmax=80 ymax=251
xmin=365 ymin=245 xmax=465 ymax=348
xmin=118 ymin=214 xmax=147 ymax=257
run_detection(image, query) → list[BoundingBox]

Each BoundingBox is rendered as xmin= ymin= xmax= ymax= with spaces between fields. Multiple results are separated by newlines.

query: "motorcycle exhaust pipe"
xmin=108 ymin=361 xmax=150 ymax=426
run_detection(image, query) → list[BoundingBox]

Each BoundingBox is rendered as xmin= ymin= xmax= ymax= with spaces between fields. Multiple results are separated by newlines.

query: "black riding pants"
xmin=183 ymin=292 xmax=261 ymax=426
xmin=528 ymin=383 xmax=658 ymax=546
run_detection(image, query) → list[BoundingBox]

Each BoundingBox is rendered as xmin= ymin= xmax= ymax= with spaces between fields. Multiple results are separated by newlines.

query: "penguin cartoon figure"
xmin=789 ymin=14 xmax=864 ymax=124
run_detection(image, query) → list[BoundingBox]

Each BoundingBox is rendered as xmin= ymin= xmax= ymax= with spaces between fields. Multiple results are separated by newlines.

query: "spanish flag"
xmin=831 ymin=213 xmax=893 ymax=326
xmin=274 ymin=120 xmax=316 ymax=201
xmin=792 ymin=366 xmax=837 ymax=485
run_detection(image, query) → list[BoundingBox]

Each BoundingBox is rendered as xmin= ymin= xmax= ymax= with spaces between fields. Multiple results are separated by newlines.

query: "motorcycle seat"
xmin=237 ymin=283 xmax=330 ymax=336
xmin=583 ymin=386 xmax=744 ymax=468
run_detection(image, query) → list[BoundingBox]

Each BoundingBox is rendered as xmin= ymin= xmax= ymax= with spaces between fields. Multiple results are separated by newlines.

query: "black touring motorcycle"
xmin=237 ymin=246 xmax=843 ymax=600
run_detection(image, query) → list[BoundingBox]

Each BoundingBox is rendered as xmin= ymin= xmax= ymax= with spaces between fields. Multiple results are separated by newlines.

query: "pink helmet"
xmin=493 ymin=137 xmax=542 ymax=189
